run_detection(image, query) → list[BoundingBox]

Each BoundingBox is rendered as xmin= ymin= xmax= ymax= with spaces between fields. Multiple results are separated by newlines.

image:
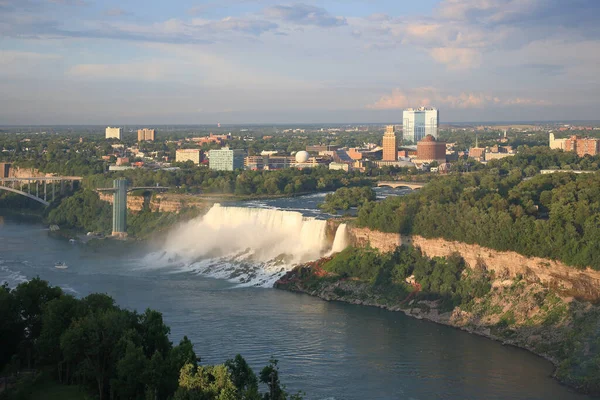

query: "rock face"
xmin=98 ymin=192 xmax=210 ymax=214
xmin=347 ymin=226 xmax=600 ymax=301
xmin=8 ymin=167 xmax=43 ymax=178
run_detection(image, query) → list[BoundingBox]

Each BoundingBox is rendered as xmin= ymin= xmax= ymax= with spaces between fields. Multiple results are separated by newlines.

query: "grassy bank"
xmin=275 ymin=246 xmax=600 ymax=396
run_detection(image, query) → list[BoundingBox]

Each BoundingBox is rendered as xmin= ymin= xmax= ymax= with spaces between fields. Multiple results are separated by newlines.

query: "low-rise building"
xmin=116 ymin=157 xmax=129 ymax=166
xmin=549 ymin=132 xmax=567 ymax=150
xmin=329 ymin=162 xmax=350 ymax=172
xmin=346 ymin=148 xmax=363 ymax=160
xmin=176 ymin=149 xmax=202 ymax=165
xmin=306 ymin=145 xmax=339 ymax=153
xmin=469 ymin=147 xmax=486 ymax=161
xmin=0 ymin=162 xmax=11 ymax=178
xmin=245 ymin=156 xmax=265 ymax=170
xmin=416 ymin=135 xmax=446 ymax=164
xmin=265 ymin=156 xmax=294 ymax=170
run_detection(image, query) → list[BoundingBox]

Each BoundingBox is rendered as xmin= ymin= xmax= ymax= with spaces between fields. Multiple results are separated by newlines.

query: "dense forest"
xmin=0 ymin=278 xmax=303 ymax=400
xmin=318 ymin=187 xmax=376 ymax=214
xmin=357 ymin=159 xmax=600 ymax=269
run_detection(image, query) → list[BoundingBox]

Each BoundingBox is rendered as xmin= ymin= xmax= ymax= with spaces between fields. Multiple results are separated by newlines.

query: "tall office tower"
xmin=403 ymin=107 xmax=439 ymax=143
xmin=209 ymin=147 xmax=246 ymax=171
xmin=106 ymin=127 xmax=122 ymax=140
xmin=137 ymin=128 xmax=156 ymax=142
xmin=382 ymin=125 xmax=398 ymax=161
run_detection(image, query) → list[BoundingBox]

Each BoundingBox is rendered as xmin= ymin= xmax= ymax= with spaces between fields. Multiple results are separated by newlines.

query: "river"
xmin=0 ymin=191 xmax=594 ymax=400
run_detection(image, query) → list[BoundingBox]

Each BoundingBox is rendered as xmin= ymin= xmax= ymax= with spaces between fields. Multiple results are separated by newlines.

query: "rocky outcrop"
xmin=8 ymin=166 xmax=43 ymax=178
xmin=347 ymin=226 xmax=405 ymax=252
xmin=346 ymin=226 xmax=600 ymax=301
xmin=98 ymin=192 xmax=211 ymax=214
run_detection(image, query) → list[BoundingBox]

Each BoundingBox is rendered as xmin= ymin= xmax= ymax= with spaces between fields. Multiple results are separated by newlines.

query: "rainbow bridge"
xmin=0 ymin=176 xmax=82 ymax=206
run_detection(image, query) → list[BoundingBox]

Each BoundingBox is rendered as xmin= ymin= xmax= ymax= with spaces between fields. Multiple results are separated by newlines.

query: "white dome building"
xmin=295 ymin=151 xmax=310 ymax=163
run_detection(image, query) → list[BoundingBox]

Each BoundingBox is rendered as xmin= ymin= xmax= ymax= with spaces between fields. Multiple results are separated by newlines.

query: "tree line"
xmin=357 ymin=163 xmax=600 ymax=270
xmin=318 ymin=187 xmax=376 ymax=214
xmin=0 ymin=278 xmax=303 ymax=400
xmin=84 ymin=167 xmax=374 ymax=196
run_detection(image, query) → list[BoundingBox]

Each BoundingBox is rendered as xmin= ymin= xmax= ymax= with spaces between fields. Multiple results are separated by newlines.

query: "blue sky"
xmin=1 ymin=0 xmax=599 ymax=124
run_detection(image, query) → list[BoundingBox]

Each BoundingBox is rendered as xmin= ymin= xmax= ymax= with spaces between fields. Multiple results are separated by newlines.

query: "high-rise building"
xmin=105 ymin=127 xmax=122 ymax=140
xmin=137 ymin=128 xmax=156 ymax=142
xmin=382 ymin=125 xmax=398 ymax=161
xmin=209 ymin=148 xmax=246 ymax=171
xmin=403 ymin=107 xmax=439 ymax=143
xmin=564 ymin=135 xmax=600 ymax=157
xmin=175 ymin=149 xmax=202 ymax=165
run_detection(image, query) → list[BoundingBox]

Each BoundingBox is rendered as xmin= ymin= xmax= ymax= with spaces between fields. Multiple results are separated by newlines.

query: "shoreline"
xmin=274 ymin=265 xmax=597 ymax=397
xmin=280 ymin=284 xmax=561 ymax=365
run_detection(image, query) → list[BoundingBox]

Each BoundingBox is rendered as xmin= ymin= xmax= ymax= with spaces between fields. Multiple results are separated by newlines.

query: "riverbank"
xmin=275 ymin=256 xmax=600 ymax=396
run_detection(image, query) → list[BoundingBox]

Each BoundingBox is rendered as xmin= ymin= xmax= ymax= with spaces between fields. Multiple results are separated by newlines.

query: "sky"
xmin=1 ymin=0 xmax=599 ymax=125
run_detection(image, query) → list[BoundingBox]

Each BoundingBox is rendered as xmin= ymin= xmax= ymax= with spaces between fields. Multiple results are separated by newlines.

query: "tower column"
xmin=112 ymin=179 xmax=128 ymax=238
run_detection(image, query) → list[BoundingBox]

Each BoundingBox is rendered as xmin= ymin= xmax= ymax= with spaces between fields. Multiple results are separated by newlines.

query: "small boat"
xmin=54 ymin=262 xmax=68 ymax=269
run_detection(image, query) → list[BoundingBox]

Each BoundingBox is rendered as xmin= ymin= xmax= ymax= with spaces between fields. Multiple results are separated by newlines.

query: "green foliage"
xmin=357 ymin=161 xmax=600 ymax=270
xmin=84 ymin=166 xmax=373 ymax=197
xmin=174 ymin=364 xmax=238 ymax=400
xmin=225 ymin=354 xmax=259 ymax=399
xmin=323 ymin=247 xmax=492 ymax=311
xmin=319 ymin=186 xmax=376 ymax=214
xmin=0 ymin=278 xmax=302 ymax=400
xmin=45 ymin=189 xmax=112 ymax=234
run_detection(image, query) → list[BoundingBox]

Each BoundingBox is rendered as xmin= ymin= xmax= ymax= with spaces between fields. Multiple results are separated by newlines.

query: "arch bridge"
xmin=376 ymin=181 xmax=425 ymax=190
xmin=0 ymin=176 xmax=82 ymax=206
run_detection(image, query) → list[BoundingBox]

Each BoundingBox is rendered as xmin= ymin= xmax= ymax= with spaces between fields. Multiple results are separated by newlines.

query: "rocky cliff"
xmin=98 ymin=192 xmax=211 ymax=214
xmin=347 ymin=226 xmax=600 ymax=301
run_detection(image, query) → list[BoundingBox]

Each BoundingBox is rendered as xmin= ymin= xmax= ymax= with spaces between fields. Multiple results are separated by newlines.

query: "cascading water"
xmin=149 ymin=204 xmax=349 ymax=287
xmin=329 ymin=223 xmax=349 ymax=254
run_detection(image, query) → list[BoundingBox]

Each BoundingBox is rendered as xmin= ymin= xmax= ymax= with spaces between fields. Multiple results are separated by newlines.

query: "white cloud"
xmin=429 ymin=47 xmax=482 ymax=70
xmin=367 ymin=87 xmax=550 ymax=110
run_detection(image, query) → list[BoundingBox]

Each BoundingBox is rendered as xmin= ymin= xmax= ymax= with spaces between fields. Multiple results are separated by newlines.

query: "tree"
xmin=112 ymin=341 xmax=148 ymax=400
xmin=225 ymin=354 xmax=260 ymax=399
xmin=13 ymin=278 xmax=63 ymax=368
xmin=0 ymin=284 xmax=23 ymax=372
xmin=259 ymin=359 xmax=285 ymax=400
xmin=60 ymin=309 xmax=132 ymax=400
xmin=175 ymin=363 xmax=237 ymax=400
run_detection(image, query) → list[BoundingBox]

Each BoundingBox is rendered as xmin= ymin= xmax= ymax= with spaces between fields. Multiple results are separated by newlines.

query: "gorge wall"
xmin=98 ymin=192 xmax=210 ymax=214
xmin=347 ymin=226 xmax=600 ymax=300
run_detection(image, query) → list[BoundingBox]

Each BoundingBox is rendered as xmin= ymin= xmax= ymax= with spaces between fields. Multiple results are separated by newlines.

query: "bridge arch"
xmin=376 ymin=181 xmax=425 ymax=190
xmin=0 ymin=186 xmax=50 ymax=206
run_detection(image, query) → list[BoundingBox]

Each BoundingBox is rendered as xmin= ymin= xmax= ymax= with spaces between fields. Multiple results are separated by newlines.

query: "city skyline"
xmin=1 ymin=0 xmax=599 ymax=124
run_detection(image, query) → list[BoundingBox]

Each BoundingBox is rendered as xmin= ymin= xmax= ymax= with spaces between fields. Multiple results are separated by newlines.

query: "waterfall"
xmin=151 ymin=204 xmax=349 ymax=287
xmin=329 ymin=223 xmax=349 ymax=254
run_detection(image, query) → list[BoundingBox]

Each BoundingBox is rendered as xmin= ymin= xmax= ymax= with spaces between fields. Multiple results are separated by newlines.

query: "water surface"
xmin=0 ymin=209 xmax=593 ymax=400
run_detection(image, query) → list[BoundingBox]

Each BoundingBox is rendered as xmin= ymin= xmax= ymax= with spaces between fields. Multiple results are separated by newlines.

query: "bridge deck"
xmin=0 ymin=176 xmax=82 ymax=182
xmin=377 ymin=181 xmax=425 ymax=189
